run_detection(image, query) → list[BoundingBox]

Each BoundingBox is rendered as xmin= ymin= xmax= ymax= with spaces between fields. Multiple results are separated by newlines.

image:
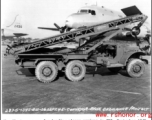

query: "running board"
xmin=107 ymin=63 xmax=124 ymax=68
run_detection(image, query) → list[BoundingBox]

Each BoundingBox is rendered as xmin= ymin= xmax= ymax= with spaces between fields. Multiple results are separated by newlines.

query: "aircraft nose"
xmin=65 ymin=16 xmax=74 ymax=28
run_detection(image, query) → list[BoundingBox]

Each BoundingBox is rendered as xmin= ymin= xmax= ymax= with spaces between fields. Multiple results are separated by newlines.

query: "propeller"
xmin=38 ymin=23 xmax=66 ymax=33
xmin=124 ymin=27 xmax=140 ymax=36
xmin=54 ymin=23 xmax=60 ymax=30
xmin=131 ymin=26 xmax=140 ymax=36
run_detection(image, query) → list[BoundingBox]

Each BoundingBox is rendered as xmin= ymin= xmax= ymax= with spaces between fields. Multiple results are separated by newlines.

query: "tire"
xmin=127 ymin=59 xmax=145 ymax=78
xmin=108 ymin=67 xmax=121 ymax=73
xmin=65 ymin=60 xmax=86 ymax=81
xmin=35 ymin=61 xmax=58 ymax=83
xmin=28 ymin=68 xmax=35 ymax=75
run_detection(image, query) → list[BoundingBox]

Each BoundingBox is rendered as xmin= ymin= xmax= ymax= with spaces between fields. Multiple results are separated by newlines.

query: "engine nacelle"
xmin=131 ymin=26 xmax=140 ymax=36
xmin=138 ymin=36 xmax=151 ymax=55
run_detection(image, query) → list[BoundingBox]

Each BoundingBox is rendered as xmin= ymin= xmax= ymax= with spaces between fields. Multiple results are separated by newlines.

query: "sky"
xmin=1 ymin=0 xmax=151 ymax=38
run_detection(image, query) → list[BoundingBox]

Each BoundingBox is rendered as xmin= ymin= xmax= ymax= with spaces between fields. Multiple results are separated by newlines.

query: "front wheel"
xmin=65 ymin=60 xmax=86 ymax=81
xmin=35 ymin=61 xmax=58 ymax=83
xmin=127 ymin=59 xmax=145 ymax=78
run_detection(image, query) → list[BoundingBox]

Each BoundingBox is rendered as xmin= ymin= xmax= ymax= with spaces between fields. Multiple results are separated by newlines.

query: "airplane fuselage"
xmin=64 ymin=5 xmax=149 ymax=37
xmin=38 ymin=5 xmax=150 ymax=38
xmin=65 ymin=6 xmax=124 ymax=29
xmin=1 ymin=15 xmax=28 ymax=39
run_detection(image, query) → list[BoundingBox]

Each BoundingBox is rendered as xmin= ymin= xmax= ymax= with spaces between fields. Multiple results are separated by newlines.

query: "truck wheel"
xmin=127 ymin=59 xmax=145 ymax=78
xmin=65 ymin=60 xmax=86 ymax=81
xmin=108 ymin=67 xmax=121 ymax=73
xmin=35 ymin=61 xmax=58 ymax=83
xmin=28 ymin=68 xmax=35 ymax=75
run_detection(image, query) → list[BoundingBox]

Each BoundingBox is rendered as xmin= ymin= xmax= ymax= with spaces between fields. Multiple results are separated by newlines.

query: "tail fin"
xmin=121 ymin=6 xmax=142 ymax=16
xmin=6 ymin=15 xmax=23 ymax=29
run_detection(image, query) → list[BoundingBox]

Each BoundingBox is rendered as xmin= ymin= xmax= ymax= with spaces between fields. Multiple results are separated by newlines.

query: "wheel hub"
xmin=42 ymin=67 xmax=52 ymax=77
xmin=72 ymin=66 xmax=81 ymax=76
xmin=133 ymin=64 xmax=141 ymax=73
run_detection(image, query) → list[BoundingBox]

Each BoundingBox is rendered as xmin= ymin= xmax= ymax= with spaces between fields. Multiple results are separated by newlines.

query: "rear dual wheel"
xmin=65 ymin=60 xmax=86 ymax=81
xmin=35 ymin=61 xmax=58 ymax=83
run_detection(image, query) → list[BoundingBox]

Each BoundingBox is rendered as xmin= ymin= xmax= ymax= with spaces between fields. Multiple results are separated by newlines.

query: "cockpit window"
xmin=79 ymin=9 xmax=88 ymax=13
xmin=90 ymin=10 xmax=96 ymax=15
xmin=78 ymin=9 xmax=96 ymax=15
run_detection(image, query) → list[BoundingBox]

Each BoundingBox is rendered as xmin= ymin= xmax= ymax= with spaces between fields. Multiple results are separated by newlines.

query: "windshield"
xmin=79 ymin=9 xmax=88 ymax=13
xmin=78 ymin=9 xmax=96 ymax=15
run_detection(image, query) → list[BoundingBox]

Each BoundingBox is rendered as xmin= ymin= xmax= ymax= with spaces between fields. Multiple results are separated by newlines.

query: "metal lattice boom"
xmin=5 ymin=14 xmax=147 ymax=55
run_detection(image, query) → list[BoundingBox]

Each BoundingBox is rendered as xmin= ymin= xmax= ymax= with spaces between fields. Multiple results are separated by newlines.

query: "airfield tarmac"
xmin=2 ymin=46 xmax=151 ymax=114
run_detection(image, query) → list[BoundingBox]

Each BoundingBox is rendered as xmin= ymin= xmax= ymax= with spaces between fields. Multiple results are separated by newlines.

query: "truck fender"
xmin=34 ymin=58 xmax=56 ymax=66
xmin=119 ymin=51 xmax=146 ymax=66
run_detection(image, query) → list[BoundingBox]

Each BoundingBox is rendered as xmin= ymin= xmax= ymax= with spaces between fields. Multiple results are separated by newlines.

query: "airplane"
xmin=1 ymin=15 xmax=28 ymax=41
xmin=38 ymin=5 xmax=150 ymax=38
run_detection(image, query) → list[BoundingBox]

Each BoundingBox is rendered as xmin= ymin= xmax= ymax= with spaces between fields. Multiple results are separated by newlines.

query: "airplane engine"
xmin=138 ymin=34 xmax=151 ymax=55
xmin=131 ymin=26 xmax=141 ymax=36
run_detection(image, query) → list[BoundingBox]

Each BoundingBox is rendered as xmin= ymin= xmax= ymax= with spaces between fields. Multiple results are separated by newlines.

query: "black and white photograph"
xmin=1 ymin=0 xmax=151 ymax=119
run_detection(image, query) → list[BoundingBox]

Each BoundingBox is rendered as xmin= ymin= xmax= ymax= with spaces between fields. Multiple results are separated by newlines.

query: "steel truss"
xmin=6 ymin=14 xmax=147 ymax=55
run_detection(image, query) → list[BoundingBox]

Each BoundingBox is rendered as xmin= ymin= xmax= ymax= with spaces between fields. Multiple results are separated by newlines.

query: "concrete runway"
xmin=2 ymin=46 xmax=151 ymax=114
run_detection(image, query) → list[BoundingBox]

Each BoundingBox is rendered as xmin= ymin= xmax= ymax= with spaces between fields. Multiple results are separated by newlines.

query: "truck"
xmin=5 ymin=13 xmax=151 ymax=83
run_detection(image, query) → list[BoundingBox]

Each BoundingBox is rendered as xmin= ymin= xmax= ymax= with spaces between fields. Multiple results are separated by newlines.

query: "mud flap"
xmin=93 ymin=67 xmax=98 ymax=77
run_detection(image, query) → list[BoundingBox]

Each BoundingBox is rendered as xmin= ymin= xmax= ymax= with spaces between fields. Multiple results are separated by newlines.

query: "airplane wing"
xmin=38 ymin=27 xmax=58 ymax=31
xmin=38 ymin=23 xmax=66 ymax=33
xmin=1 ymin=28 xmax=28 ymax=38
xmin=13 ymin=33 xmax=28 ymax=37
xmin=2 ymin=15 xmax=28 ymax=38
